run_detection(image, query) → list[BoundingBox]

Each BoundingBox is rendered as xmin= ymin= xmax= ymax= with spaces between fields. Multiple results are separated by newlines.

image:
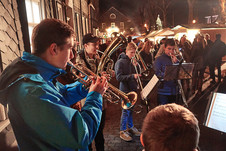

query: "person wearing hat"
xmin=76 ymin=33 xmax=108 ymax=151
xmin=76 ymin=33 xmax=100 ymax=72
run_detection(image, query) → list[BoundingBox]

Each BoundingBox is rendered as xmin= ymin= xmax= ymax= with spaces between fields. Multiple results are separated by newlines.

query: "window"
xmin=111 ymin=22 xmax=115 ymax=28
xmin=56 ymin=1 xmax=66 ymax=21
xmin=74 ymin=13 xmax=79 ymax=46
xmin=82 ymin=16 xmax=86 ymax=35
xmin=75 ymin=13 xmax=82 ymax=49
xmin=86 ymin=18 xmax=89 ymax=34
xmin=110 ymin=13 xmax=116 ymax=19
xmin=102 ymin=23 xmax=106 ymax=30
xmin=25 ymin=0 xmax=44 ymax=51
xmin=120 ymin=22 xmax=124 ymax=30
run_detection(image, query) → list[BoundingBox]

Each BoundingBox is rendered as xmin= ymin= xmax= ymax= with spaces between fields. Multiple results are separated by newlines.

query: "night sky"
xmin=99 ymin=0 xmax=218 ymax=26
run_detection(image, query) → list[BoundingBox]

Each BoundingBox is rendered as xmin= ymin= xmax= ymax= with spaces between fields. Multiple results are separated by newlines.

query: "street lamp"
xmin=192 ymin=20 xmax=196 ymax=24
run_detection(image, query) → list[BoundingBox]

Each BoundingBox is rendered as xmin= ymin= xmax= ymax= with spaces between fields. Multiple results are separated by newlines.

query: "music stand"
xmin=164 ymin=63 xmax=195 ymax=107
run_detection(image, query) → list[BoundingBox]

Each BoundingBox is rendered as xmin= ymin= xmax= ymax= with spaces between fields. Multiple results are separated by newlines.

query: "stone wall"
xmin=0 ymin=0 xmax=24 ymax=71
xmin=0 ymin=0 xmax=23 ymax=150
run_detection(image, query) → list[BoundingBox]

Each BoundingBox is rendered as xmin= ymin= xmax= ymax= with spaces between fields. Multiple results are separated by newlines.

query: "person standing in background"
xmin=115 ymin=42 xmax=141 ymax=142
xmin=76 ymin=33 xmax=110 ymax=151
xmin=207 ymin=34 xmax=226 ymax=84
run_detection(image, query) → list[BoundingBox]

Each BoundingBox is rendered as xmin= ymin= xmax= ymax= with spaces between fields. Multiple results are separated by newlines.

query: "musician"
xmin=153 ymin=39 xmax=178 ymax=105
xmin=141 ymin=103 xmax=200 ymax=151
xmin=139 ymin=40 xmax=154 ymax=69
xmin=154 ymin=38 xmax=167 ymax=59
xmin=0 ymin=19 xmax=108 ymax=151
xmin=115 ymin=42 xmax=141 ymax=142
xmin=178 ymin=35 xmax=192 ymax=63
xmin=76 ymin=33 xmax=108 ymax=151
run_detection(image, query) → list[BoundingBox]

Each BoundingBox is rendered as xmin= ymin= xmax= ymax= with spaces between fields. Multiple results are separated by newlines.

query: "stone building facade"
xmin=99 ymin=7 xmax=135 ymax=38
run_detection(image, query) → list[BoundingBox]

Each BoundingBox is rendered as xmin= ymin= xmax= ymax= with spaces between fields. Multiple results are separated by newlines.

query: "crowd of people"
xmin=1 ymin=18 xmax=226 ymax=151
xmin=130 ymin=33 xmax=226 ymax=102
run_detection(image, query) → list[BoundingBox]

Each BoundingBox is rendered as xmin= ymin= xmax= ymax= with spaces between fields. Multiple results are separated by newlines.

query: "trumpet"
xmin=169 ymin=48 xmax=184 ymax=64
xmin=134 ymin=44 xmax=153 ymax=80
xmin=67 ymin=61 xmax=138 ymax=110
xmin=131 ymin=57 xmax=150 ymax=113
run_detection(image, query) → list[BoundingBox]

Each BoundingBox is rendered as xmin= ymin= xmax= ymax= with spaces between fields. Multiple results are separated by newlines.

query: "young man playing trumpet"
xmin=153 ymin=39 xmax=178 ymax=105
xmin=0 ymin=19 xmax=108 ymax=151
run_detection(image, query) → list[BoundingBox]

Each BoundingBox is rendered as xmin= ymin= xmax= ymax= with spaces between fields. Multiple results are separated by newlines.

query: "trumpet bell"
xmin=121 ymin=91 xmax=137 ymax=110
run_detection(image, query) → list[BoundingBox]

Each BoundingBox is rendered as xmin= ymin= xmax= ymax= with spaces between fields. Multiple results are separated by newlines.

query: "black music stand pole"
xmin=164 ymin=63 xmax=194 ymax=107
xmin=177 ymin=79 xmax=188 ymax=107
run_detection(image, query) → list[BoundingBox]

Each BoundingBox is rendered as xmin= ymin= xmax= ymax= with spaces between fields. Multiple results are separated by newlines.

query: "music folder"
xmin=204 ymin=92 xmax=226 ymax=133
xmin=140 ymin=74 xmax=159 ymax=100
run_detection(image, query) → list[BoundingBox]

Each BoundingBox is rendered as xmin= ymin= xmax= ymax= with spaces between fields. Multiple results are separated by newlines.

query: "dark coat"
xmin=207 ymin=39 xmax=226 ymax=65
xmin=153 ymin=54 xmax=177 ymax=95
xmin=179 ymin=40 xmax=192 ymax=63
xmin=114 ymin=52 xmax=138 ymax=93
xmin=191 ymin=41 xmax=206 ymax=70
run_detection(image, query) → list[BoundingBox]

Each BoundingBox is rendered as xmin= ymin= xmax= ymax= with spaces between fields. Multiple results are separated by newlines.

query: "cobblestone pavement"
xmin=103 ymin=102 xmax=147 ymax=151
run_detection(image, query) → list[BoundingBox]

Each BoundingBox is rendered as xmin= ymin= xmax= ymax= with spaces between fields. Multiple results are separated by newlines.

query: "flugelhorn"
xmin=67 ymin=61 xmax=137 ymax=110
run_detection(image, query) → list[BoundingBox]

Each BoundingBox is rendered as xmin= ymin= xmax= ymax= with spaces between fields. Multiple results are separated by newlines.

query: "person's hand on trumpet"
xmin=89 ymin=76 xmax=108 ymax=96
xmin=101 ymin=71 xmax=111 ymax=81
xmin=170 ymin=53 xmax=178 ymax=64
xmin=101 ymin=70 xmax=115 ymax=81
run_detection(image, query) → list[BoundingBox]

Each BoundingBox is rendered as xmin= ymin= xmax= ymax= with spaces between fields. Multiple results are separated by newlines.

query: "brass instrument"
xmin=135 ymin=50 xmax=150 ymax=77
xmin=97 ymin=35 xmax=127 ymax=75
xmin=131 ymin=56 xmax=149 ymax=112
xmin=169 ymin=47 xmax=184 ymax=64
xmin=134 ymin=44 xmax=153 ymax=80
xmin=67 ymin=61 xmax=138 ymax=110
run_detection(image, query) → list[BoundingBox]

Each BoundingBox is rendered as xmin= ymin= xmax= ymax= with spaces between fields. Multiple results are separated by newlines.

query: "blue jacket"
xmin=0 ymin=52 xmax=102 ymax=151
xmin=154 ymin=54 xmax=177 ymax=95
xmin=114 ymin=52 xmax=138 ymax=93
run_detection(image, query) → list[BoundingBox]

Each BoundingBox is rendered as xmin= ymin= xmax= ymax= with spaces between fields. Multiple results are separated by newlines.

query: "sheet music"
xmin=204 ymin=92 xmax=226 ymax=133
xmin=141 ymin=74 xmax=159 ymax=100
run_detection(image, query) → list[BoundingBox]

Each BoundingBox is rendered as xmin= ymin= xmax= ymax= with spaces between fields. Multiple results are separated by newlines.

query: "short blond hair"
xmin=142 ymin=103 xmax=200 ymax=151
xmin=126 ymin=42 xmax=137 ymax=51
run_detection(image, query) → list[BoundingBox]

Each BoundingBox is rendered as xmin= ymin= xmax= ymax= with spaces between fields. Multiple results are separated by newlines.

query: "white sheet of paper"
xmin=140 ymin=74 xmax=159 ymax=100
xmin=205 ymin=92 xmax=226 ymax=133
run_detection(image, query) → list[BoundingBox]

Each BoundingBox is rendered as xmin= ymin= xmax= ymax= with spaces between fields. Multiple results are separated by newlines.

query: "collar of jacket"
xmin=118 ymin=52 xmax=130 ymax=60
xmin=21 ymin=52 xmax=66 ymax=82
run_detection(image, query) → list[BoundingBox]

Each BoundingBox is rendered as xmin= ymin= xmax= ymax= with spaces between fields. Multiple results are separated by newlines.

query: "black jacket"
xmin=114 ymin=52 xmax=138 ymax=93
